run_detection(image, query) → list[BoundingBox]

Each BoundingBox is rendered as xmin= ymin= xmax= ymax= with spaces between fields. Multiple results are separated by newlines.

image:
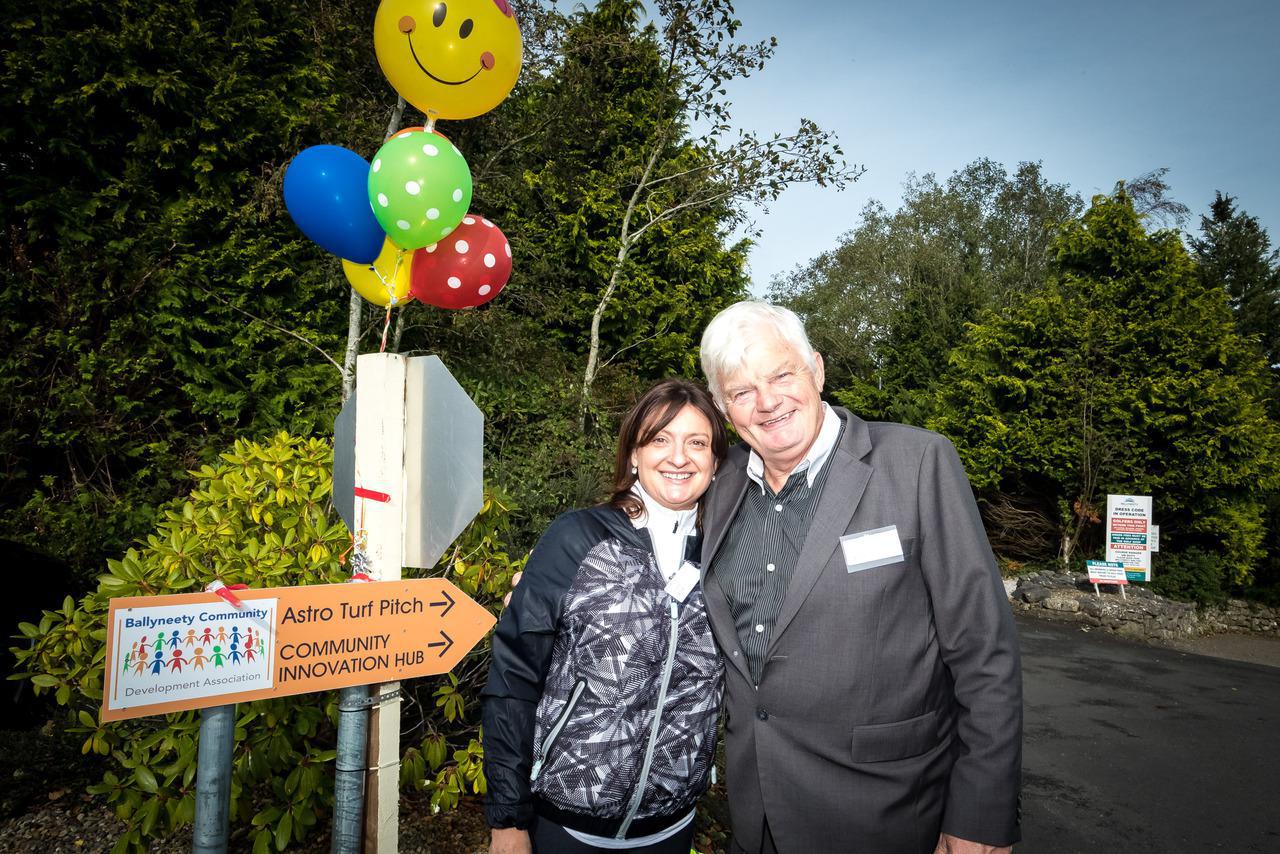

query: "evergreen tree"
xmin=770 ymin=158 xmax=1080 ymax=424
xmin=1189 ymin=195 xmax=1280 ymax=598
xmin=1190 ymin=192 xmax=1280 ymax=398
xmin=469 ymin=0 xmax=755 ymax=383
xmin=478 ymin=0 xmax=852 ymax=426
xmin=0 ymin=0 xmax=385 ymax=578
xmin=933 ymin=190 xmax=1280 ymax=599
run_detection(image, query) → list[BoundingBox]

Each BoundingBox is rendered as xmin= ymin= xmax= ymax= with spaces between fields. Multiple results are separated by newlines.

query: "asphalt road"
xmin=1018 ymin=615 xmax=1280 ymax=852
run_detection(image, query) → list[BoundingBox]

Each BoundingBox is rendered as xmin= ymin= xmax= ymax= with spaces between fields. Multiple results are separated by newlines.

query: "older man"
xmin=697 ymin=301 xmax=1021 ymax=854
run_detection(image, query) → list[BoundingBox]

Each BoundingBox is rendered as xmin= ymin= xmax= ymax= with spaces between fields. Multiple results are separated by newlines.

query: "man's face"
xmin=719 ymin=330 xmax=825 ymax=474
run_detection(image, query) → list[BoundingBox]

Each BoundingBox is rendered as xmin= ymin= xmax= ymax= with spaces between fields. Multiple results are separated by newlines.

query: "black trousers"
xmin=532 ymin=816 xmax=696 ymax=854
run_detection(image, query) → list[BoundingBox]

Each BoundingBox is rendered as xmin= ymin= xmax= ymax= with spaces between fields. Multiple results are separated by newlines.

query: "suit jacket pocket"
xmin=849 ymin=708 xmax=938 ymax=763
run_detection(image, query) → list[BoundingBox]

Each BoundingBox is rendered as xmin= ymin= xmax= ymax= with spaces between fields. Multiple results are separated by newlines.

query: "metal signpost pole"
xmin=193 ymin=704 xmax=236 ymax=854
xmin=330 ymin=385 xmax=367 ymax=854
xmin=331 ymin=685 xmax=369 ymax=854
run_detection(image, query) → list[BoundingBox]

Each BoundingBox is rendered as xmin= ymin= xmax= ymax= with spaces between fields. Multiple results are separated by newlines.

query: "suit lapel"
xmin=701 ymin=447 xmax=752 ymax=683
xmin=768 ymin=411 xmax=873 ymax=653
xmin=702 ymin=446 xmax=749 ymax=565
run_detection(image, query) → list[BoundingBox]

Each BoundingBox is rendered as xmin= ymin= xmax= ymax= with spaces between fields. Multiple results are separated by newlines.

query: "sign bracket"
xmin=339 ymin=687 xmax=404 ymax=712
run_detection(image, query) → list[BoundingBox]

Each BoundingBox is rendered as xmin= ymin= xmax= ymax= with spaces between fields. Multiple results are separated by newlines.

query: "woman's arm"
xmin=481 ymin=511 xmax=591 ymax=831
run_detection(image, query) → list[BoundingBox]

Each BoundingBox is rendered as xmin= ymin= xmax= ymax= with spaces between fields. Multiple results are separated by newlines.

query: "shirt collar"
xmin=629 ymin=480 xmax=699 ymax=534
xmin=746 ymin=403 xmax=842 ymax=492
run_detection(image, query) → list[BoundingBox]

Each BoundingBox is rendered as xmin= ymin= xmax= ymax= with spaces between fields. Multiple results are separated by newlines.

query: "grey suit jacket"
xmin=701 ymin=409 xmax=1022 ymax=854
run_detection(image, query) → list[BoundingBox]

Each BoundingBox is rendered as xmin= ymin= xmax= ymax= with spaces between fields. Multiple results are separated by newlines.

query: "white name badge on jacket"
xmin=840 ymin=525 xmax=904 ymax=573
xmin=665 ymin=560 xmax=701 ymax=601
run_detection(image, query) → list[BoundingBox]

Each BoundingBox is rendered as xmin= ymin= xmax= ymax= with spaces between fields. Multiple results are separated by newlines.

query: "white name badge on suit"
xmin=839 ymin=525 xmax=905 ymax=573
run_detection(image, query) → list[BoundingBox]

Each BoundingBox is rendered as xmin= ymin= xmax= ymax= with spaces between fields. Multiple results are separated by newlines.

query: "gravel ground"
xmin=0 ymin=788 xmax=730 ymax=854
xmin=0 ymin=746 xmax=730 ymax=854
xmin=0 ymin=796 xmax=180 ymax=853
xmin=0 ymin=791 xmax=493 ymax=854
xmin=1154 ymin=630 xmax=1280 ymax=668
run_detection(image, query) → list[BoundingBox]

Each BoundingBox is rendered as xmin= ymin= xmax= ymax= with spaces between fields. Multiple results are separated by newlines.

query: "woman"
xmin=483 ymin=379 xmax=728 ymax=854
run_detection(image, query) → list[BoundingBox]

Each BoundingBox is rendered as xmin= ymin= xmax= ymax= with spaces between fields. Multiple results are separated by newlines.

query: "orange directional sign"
xmin=102 ymin=579 xmax=495 ymax=722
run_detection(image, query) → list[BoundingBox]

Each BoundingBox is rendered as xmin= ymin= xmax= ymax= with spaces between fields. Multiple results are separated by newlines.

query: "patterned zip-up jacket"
xmin=482 ymin=504 xmax=724 ymax=839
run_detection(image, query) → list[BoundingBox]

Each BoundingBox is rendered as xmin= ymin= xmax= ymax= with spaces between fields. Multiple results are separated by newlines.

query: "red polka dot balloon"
xmin=409 ymin=214 xmax=513 ymax=309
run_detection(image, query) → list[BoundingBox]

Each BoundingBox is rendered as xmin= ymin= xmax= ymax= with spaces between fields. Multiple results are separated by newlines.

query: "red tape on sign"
xmin=205 ymin=580 xmax=249 ymax=609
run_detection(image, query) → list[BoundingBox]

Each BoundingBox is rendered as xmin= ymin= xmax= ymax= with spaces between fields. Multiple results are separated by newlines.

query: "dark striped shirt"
xmin=712 ymin=426 xmax=841 ymax=684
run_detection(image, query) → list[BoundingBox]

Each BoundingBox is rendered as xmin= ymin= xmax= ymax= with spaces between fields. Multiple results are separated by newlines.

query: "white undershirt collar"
xmin=629 ymin=481 xmax=698 ymax=581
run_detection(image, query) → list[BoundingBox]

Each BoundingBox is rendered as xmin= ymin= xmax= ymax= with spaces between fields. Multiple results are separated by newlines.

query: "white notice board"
xmin=1106 ymin=494 xmax=1152 ymax=581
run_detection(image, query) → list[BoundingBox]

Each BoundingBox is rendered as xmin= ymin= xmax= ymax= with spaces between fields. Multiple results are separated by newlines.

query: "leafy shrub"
xmin=10 ymin=433 xmax=522 ymax=851
xmin=1150 ymin=547 xmax=1229 ymax=605
xmin=399 ymin=485 xmax=525 ymax=815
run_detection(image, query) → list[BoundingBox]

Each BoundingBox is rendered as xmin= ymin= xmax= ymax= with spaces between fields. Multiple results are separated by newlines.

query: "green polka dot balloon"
xmin=368 ymin=130 xmax=472 ymax=250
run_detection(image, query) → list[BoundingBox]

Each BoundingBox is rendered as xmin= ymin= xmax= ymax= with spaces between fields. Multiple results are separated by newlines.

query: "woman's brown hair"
xmin=608 ymin=378 xmax=729 ymax=519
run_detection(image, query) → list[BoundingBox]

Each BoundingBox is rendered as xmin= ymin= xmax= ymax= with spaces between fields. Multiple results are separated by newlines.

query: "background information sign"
xmin=1086 ymin=559 xmax=1129 ymax=585
xmin=1106 ymin=494 xmax=1153 ymax=581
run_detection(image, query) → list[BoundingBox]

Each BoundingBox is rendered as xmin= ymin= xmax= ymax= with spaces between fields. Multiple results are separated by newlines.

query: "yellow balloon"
xmin=374 ymin=0 xmax=523 ymax=121
xmin=342 ymin=239 xmax=413 ymax=306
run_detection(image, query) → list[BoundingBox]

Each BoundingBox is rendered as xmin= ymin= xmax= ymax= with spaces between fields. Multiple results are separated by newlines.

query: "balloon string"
xmin=388 ymin=251 xmax=403 ymax=301
xmin=371 ymin=268 xmax=394 ymax=300
xmin=426 ymin=116 xmax=436 ymax=133
xmin=371 ymin=251 xmax=405 ymax=304
xmin=379 ymin=306 xmax=392 ymax=353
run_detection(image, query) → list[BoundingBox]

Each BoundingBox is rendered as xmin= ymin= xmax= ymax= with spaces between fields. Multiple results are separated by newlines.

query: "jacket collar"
xmin=588 ymin=503 xmax=704 ymax=565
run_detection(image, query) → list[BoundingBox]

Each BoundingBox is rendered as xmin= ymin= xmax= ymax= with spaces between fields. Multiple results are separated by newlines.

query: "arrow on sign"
xmin=429 ymin=590 xmax=455 ymax=617
xmin=427 ymin=631 xmax=454 ymax=657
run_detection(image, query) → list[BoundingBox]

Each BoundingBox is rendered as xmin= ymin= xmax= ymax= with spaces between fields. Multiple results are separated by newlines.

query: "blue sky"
xmin=700 ymin=0 xmax=1280 ymax=291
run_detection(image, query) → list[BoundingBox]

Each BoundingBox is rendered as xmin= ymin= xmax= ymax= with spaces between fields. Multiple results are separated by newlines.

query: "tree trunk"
xmin=391 ymin=306 xmax=407 ymax=354
xmin=577 ymin=141 xmax=665 ymax=430
xmin=579 ymin=240 xmax=632 ymax=431
xmin=1060 ymin=527 xmax=1076 ymax=569
xmin=341 ymin=283 xmax=362 ymax=403
xmin=341 ymin=97 xmax=407 ymax=403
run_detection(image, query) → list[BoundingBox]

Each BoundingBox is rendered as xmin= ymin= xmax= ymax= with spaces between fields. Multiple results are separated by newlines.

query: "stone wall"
xmin=1010 ymin=570 xmax=1280 ymax=641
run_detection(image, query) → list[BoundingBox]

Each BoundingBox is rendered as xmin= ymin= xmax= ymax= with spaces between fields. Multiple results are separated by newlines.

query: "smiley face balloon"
xmin=374 ymin=0 xmax=523 ymax=121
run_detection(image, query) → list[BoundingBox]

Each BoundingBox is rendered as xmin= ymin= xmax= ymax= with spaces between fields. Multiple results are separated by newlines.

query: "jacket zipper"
xmin=616 ymin=598 xmax=681 ymax=838
xmin=531 ymin=678 xmax=586 ymax=782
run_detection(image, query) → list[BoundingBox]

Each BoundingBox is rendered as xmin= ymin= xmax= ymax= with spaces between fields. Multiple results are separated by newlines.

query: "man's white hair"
xmin=700 ymin=301 xmax=817 ymax=407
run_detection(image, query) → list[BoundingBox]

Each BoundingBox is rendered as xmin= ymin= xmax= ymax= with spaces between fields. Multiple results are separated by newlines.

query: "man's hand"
xmin=490 ymin=827 xmax=532 ymax=854
xmin=502 ymin=571 xmax=523 ymax=608
xmin=934 ymin=833 xmax=1012 ymax=854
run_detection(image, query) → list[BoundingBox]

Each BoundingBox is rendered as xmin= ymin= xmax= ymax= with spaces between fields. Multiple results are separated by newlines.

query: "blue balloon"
xmin=283 ymin=145 xmax=384 ymax=264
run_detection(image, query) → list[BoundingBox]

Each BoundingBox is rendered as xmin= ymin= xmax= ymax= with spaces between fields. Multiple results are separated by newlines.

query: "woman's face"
xmin=629 ymin=404 xmax=717 ymax=511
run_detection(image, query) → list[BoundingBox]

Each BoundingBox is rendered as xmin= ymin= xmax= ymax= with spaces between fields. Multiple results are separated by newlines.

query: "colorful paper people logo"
xmin=120 ymin=621 xmax=270 ymax=679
